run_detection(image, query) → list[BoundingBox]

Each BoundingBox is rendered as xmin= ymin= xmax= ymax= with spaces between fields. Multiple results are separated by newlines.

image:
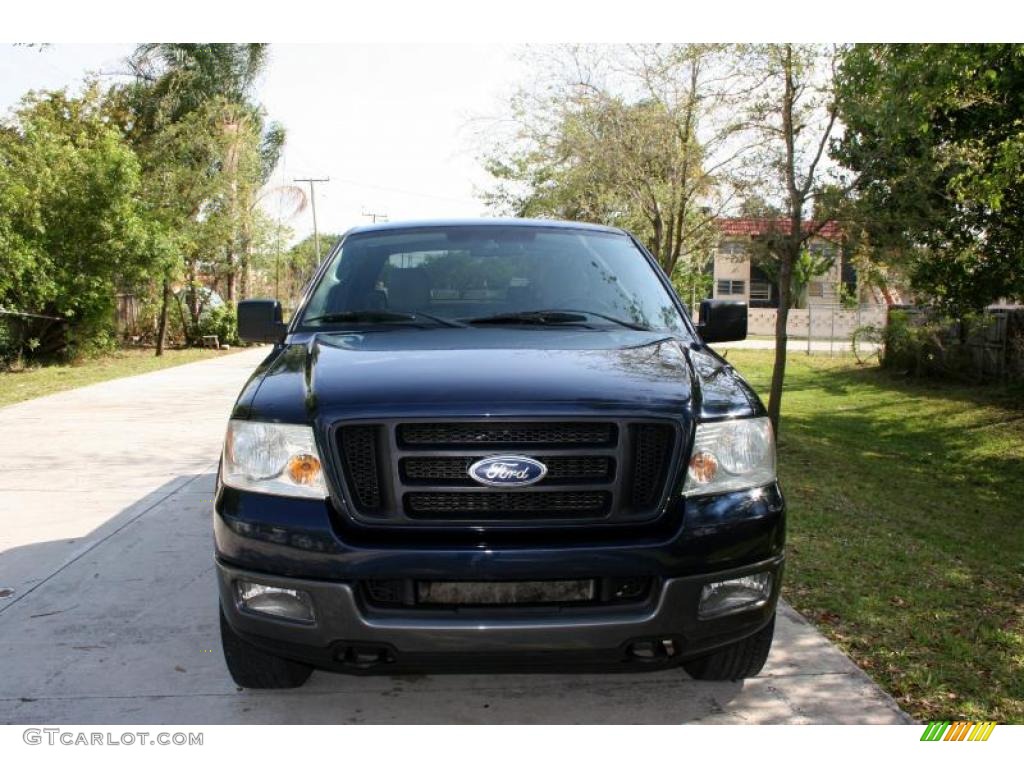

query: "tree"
xmin=240 ymin=130 xmax=301 ymax=300
xmin=0 ymin=87 xmax=153 ymax=359
xmin=127 ymin=44 xmax=282 ymax=305
xmin=484 ymin=45 xmax=752 ymax=280
xmin=136 ymin=100 xmax=242 ymax=351
xmin=119 ymin=44 xmax=288 ymax=353
xmin=740 ymin=44 xmax=850 ymax=433
xmin=834 ymin=44 xmax=1024 ymax=314
xmin=754 ymin=246 xmax=835 ymax=309
xmin=127 ymin=44 xmax=269 ymax=127
xmin=278 ymin=233 xmax=341 ymax=308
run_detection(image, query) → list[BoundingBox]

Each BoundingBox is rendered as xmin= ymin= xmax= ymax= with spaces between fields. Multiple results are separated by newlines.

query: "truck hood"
xmin=235 ymin=327 xmax=761 ymax=423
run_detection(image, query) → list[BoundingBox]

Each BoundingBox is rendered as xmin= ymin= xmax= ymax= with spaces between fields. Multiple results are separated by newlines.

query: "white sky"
xmin=0 ymin=43 xmax=528 ymax=242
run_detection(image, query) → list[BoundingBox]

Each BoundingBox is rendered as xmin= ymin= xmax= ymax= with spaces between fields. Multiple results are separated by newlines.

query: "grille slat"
xmin=405 ymin=491 xmax=611 ymax=519
xmin=398 ymin=422 xmax=615 ymax=447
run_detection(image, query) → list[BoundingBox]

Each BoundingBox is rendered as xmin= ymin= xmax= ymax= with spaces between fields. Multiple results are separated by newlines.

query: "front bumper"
xmin=217 ymin=555 xmax=784 ymax=671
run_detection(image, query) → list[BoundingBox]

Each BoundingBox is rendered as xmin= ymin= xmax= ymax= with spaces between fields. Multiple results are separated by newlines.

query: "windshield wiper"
xmin=463 ymin=309 xmax=651 ymax=331
xmin=303 ymin=310 xmax=465 ymax=328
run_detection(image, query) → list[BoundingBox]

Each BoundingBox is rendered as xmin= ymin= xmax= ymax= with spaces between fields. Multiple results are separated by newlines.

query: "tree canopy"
xmin=0 ymin=44 xmax=293 ymax=364
xmin=0 ymin=87 xmax=154 ymax=356
xmin=484 ymin=45 xmax=751 ymax=281
xmin=484 ymin=44 xmax=851 ymax=432
xmin=834 ymin=43 xmax=1024 ymax=313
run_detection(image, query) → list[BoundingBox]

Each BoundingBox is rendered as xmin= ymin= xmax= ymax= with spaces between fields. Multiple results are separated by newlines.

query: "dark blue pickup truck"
xmin=216 ymin=219 xmax=783 ymax=687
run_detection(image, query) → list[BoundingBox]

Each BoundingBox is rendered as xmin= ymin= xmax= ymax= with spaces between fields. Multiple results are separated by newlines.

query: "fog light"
xmin=235 ymin=581 xmax=315 ymax=623
xmin=698 ymin=572 xmax=772 ymax=618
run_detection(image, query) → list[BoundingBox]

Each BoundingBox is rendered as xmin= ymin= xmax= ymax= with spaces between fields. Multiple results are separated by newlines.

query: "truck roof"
xmin=344 ymin=217 xmax=628 ymax=237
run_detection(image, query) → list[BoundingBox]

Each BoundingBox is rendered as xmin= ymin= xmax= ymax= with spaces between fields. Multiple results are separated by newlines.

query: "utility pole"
xmin=361 ymin=209 xmax=389 ymax=224
xmin=294 ymin=177 xmax=329 ymax=263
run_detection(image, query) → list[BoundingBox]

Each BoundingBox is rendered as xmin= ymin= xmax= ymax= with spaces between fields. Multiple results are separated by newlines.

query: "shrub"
xmin=134 ymin=294 xmax=186 ymax=348
xmin=883 ymin=309 xmax=988 ymax=380
xmin=0 ymin=318 xmax=18 ymax=368
xmin=881 ymin=310 xmax=915 ymax=371
xmin=198 ymin=303 xmax=240 ymax=347
xmin=0 ymin=313 xmax=70 ymax=368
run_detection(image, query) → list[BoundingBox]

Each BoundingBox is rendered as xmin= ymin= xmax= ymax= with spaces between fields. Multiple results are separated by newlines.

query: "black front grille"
xmin=630 ymin=424 xmax=674 ymax=509
xmin=338 ymin=426 xmax=383 ymax=513
xmin=405 ymin=491 xmax=612 ymax=520
xmin=332 ymin=418 xmax=679 ymax=527
xmin=398 ymin=422 xmax=615 ymax=447
xmin=401 ymin=455 xmax=613 ymax=484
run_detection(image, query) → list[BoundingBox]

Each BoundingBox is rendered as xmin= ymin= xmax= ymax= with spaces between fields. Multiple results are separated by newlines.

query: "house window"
xmin=841 ymin=258 xmax=857 ymax=292
xmin=718 ymin=241 xmax=747 ymax=259
xmin=808 ymin=241 xmax=837 ymax=260
xmin=717 ymin=279 xmax=746 ymax=296
xmin=749 ymin=280 xmax=772 ymax=302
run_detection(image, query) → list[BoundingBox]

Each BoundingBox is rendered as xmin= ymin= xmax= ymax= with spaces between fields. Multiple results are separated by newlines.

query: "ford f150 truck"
xmin=216 ymin=219 xmax=783 ymax=688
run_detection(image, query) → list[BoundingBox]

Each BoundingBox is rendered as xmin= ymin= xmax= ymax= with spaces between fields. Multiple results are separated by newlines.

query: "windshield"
xmin=297 ymin=225 xmax=688 ymax=333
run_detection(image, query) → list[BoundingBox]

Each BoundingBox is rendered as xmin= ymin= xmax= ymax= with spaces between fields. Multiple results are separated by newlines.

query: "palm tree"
xmin=129 ymin=44 xmax=285 ymax=304
xmin=128 ymin=44 xmax=269 ymax=126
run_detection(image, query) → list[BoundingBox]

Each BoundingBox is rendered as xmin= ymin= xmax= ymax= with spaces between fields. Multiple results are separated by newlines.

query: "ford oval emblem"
xmin=468 ymin=455 xmax=548 ymax=487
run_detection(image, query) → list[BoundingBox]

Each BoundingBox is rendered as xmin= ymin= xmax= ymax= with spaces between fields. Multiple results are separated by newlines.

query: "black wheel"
xmin=682 ymin=614 xmax=775 ymax=681
xmin=219 ymin=608 xmax=314 ymax=689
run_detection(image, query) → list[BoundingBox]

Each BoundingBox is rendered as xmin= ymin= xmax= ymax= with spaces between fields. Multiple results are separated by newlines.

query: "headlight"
xmin=683 ymin=417 xmax=776 ymax=496
xmin=222 ymin=420 xmax=328 ymax=499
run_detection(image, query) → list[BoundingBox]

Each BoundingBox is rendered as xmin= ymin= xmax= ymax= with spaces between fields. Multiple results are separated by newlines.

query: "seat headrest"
xmin=387 ymin=267 xmax=431 ymax=309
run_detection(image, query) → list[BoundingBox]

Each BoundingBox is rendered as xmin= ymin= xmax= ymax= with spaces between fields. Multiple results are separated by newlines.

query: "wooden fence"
xmin=894 ymin=306 xmax=1023 ymax=382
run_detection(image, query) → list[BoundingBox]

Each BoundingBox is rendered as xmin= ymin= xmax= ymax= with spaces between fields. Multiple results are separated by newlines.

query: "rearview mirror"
xmin=698 ymin=299 xmax=747 ymax=343
xmin=238 ymin=299 xmax=287 ymax=344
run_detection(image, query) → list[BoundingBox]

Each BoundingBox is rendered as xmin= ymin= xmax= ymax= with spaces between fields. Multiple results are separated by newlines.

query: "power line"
xmin=333 ymin=177 xmax=479 ymax=206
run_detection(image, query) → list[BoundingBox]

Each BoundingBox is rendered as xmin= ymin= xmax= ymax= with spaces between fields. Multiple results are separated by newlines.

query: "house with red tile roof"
xmin=711 ymin=218 xmax=884 ymax=308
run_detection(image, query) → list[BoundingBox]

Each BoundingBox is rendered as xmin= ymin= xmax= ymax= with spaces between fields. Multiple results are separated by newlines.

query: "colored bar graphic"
xmin=921 ymin=721 xmax=996 ymax=742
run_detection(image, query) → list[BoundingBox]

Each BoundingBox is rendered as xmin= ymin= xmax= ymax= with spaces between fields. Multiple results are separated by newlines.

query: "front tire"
xmin=683 ymin=614 xmax=775 ymax=681
xmin=219 ymin=608 xmax=314 ymax=689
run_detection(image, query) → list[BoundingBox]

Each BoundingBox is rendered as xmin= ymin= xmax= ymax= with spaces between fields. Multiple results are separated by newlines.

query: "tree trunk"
xmin=767 ymin=44 xmax=801 ymax=437
xmin=185 ymin=279 xmax=202 ymax=346
xmin=239 ymin=230 xmax=251 ymax=300
xmin=177 ymin=293 xmax=191 ymax=346
xmin=651 ymin=215 xmax=665 ymax=268
xmin=155 ymin=278 xmax=170 ymax=357
xmin=767 ymin=244 xmax=795 ymax=433
xmin=225 ymin=249 xmax=236 ymax=303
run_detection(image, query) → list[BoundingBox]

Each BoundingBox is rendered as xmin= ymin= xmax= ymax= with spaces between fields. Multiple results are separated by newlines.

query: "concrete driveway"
xmin=0 ymin=348 xmax=910 ymax=724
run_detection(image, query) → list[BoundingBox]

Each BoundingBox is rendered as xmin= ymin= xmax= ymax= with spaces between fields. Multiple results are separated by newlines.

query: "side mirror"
xmin=238 ymin=299 xmax=287 ymax=344
xmin=698 ymin=299 xmax=747 ymax=343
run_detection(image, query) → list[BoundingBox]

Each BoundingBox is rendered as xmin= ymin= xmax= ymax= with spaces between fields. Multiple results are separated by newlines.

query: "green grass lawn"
xmin=0 ymin=347 xmax=242 ymax=408
xmin=723 ymin=349 xmax=1024 ymax=723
